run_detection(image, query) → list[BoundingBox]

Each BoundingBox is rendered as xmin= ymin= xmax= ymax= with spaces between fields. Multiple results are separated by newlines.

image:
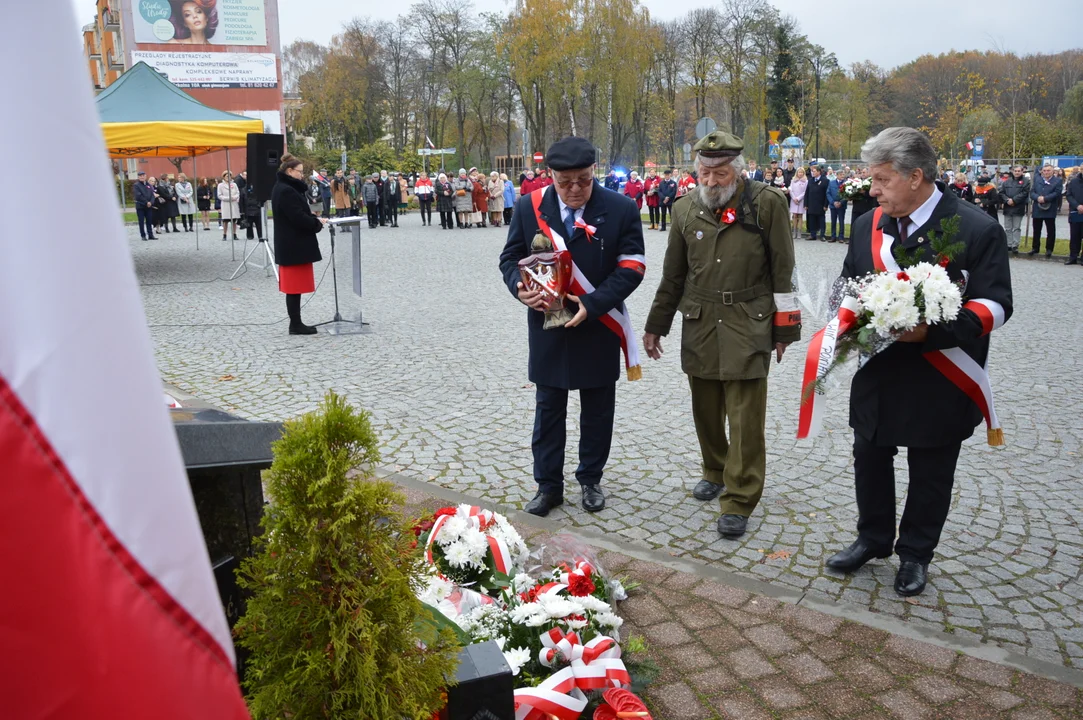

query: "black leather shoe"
xmin=692 ymin=480 xmax=724 ymax=501
xmin=524 ymin=491 xmax=563 ymax=517
xmin=288 ymin=322 xmax=318 ymax=336
xmin=1046 ymin=251 xmax=1053 ymax=259
xmin=1066 ymin=258 xmax=1078 ymax=265
xmin=581 ymin=484 xmax=605 ymax=513
xmin=895 ymin=561 xmax=928 ymax=596
xmin=825 ymin=540 xmax=891 ymax=573
xmin=716 ymin=514 xmax=748 ymax=538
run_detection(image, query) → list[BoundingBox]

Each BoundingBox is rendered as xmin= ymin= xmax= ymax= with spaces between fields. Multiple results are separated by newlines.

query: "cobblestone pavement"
xmin=137 ymin=213 xmax=1083 ymax=668
xmin=400 ymin=478 xmax=1083 ymax=719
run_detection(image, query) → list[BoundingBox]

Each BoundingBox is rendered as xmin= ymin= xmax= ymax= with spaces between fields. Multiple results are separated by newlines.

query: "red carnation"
xmin=434 ymin=507 xmax=457 ymax=518
xmin=520 ymin=586 xmax=540 ymax=603
xmin=896 ymin=271 xmax=910 ymax=281
xmin=568 ymin=573 xmax=596 ymax=597
xmin=938 ymin=255 xmax=950 ymax=268
xmin=721 ymin=208 xmax=737 ymax=224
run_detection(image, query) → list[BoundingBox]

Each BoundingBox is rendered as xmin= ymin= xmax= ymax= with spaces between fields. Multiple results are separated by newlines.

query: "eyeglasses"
xmin=554 ymin=178 xmax=593 ymax=190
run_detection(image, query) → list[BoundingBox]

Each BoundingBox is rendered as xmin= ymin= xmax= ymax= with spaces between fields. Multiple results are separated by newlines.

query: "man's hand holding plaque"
xmin=517 ymin=232 xmax=575 ymax=329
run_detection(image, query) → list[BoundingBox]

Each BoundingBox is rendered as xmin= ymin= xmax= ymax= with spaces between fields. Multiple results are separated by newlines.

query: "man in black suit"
xmin=499 ymin=136 xmax=646 ymax=517
xmin=747 ymin=160 xmax=764 ymax=182
xmin=805 ymin=164 xmax=830 ymax=240
xmin=826 ymin=127 xmax=1013 ymax=596
xmin=133 ymin=171 xmax=156 ymax=241
xmin=657 ymin=169 xmax=677 ymax=231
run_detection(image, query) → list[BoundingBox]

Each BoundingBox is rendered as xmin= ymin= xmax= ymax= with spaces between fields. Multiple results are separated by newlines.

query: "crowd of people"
xmin=131 ymin=169 xmax=265 ymax=243
xmin=135 ymin=153 xmax=1080 ymax=266
xmin=942 ymin=163 xmax=1082 ymax=264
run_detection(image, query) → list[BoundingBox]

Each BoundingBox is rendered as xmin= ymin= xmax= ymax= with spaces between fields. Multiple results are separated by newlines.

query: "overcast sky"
xmin=74 ymin=0 xmax=1081 ymax=70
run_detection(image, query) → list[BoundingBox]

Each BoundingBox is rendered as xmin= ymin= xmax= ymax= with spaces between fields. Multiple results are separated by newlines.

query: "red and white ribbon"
xmin=424 ymin=505 xmax=514 ymax=574
xmin=574 ymin=217 xmax=598 ymax=241
xmin=558 ymin=560 xmax=595 ymax=585
xmin=513 ymin=667 xmax=587 ymax=720
xmin=537 ymin=629 xmax=631 ymax=692
xmin=797 ymin=296 xmax=861 ymax=439
xmin=532 ymin=189 xmax=643 ymax=380
xmin=868 ymin=207 xmax=1005 ymax=445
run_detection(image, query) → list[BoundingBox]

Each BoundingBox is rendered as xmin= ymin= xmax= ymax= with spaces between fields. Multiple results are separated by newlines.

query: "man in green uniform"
xmin=642 ymin=131 xmax=801 ymax=539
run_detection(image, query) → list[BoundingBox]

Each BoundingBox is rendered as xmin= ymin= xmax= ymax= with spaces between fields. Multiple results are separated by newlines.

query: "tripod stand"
xmin=230 ymin=202 xmax=278 ymax=280
xmin=316 ymin=217 xmax=369 ymax=335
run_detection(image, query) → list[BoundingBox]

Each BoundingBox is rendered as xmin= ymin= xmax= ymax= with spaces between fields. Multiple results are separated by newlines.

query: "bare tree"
xmin=282 ymin=40 xmax=327 ymax=95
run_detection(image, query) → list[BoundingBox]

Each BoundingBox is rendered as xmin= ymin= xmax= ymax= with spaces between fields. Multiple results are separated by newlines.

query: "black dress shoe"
xmin=524 ymin=490 xmax=563 ymax=517
xmin=1046 ymin=251 xmax=1053 ymax=258
xmin=288 ymin=322 xmax=318 ymax=335
xmin=1027 ymin=249 xmax=1038 ymax=256
xmin=1066 ymin=258 xmax=1078 ymax=265
xmin=716 ymin=514 xmax=748 ymax=538
xmin=581 ymin=484 xmax=605 ymax=513
xmin=692 ymin=479 xmax=724 ymax=501
xmin=825 ymin=539 xmax=891 ymax=573
xmin=894 ymin=561 xmax=928 ymax=596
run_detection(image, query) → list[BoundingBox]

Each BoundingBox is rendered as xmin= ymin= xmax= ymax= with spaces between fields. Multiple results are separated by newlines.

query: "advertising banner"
xmin=131 ymin=51 xmax=277 ymax=88
xmin=132 ymin=0 xmax=267 ymax=46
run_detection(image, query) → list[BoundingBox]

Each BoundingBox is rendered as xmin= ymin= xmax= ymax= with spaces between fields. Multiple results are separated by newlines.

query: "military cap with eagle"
xmin=693 ymin=130 xmax=743 ymax=165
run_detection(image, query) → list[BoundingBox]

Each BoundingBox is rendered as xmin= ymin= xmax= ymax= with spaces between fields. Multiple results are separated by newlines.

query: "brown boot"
xmin=649 ymin=223 xmax=656 ymax=230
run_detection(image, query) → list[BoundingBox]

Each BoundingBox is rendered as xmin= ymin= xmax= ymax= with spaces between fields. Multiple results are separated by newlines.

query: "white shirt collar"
xmin=555 ymin=189 xmax=585 ymax=223
xmin=901 ymin=185 xmax=941 ymax=238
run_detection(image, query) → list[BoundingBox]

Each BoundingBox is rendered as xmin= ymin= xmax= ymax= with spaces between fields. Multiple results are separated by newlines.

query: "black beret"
xmin=545 ymin=136 xmax=596 ymax=171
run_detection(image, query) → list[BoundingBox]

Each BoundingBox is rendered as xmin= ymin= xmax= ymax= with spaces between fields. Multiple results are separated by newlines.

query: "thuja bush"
xmin=236 ymin=391 xmax=459 ymax=719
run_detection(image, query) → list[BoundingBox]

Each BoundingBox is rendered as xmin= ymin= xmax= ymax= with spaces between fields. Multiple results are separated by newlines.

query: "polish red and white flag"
xmin=1 ymin=3 xmax=249 ymax=718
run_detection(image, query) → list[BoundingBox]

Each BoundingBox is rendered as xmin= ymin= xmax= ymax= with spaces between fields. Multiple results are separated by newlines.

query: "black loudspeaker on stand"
xmin=246 ymin=133 xmax=284 ymax=205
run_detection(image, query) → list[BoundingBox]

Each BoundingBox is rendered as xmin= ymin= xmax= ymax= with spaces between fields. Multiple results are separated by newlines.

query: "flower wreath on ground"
xmin=412 ymin=504 xmax=655 ymax=720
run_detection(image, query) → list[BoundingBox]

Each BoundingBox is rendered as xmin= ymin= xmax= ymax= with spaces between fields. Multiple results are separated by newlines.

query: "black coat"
xmin=657 ymin=178 xmax=677 ymax=205
xmin=384 ymin=177 xmax=401 ymax=204
xmin=435 ymin=180 xmax=455 ymax=212
xmin=1031 ymin=175 xmax=1063 ymax=219
xmin=272 ymin=172 xmax=324 ymax=267
xmin=196 ymin=184 xmax=212 ymax=211
xmin=805 ymin=174 xmax=829 ymax=214
xmin=499 ymin=183 xmax=646 ymax=389
xmin=159 ymin=183 xmax=179 ymax=216
xmin=841 ymin=184 xmax=1013 ymax=447
xmin=134 ymin=180 xmax=155 ymax=208
xmin=998 ymin=176 xmax=1029 ymax=216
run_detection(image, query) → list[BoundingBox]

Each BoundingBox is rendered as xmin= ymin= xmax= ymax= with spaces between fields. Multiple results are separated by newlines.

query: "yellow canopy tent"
xmin=98 ymin=62 xmax=264 ymax=251
xmin=98 ymin=61 xmax=264 ymax=157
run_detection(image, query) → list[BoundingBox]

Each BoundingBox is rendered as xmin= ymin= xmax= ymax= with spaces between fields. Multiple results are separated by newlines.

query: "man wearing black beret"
xmin=499 ymin=136 xmax=647 ymax=517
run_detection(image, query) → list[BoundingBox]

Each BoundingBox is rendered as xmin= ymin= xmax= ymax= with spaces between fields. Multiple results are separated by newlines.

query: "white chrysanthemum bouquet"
xmin=850 ymin=261 xmax=962 ymax=339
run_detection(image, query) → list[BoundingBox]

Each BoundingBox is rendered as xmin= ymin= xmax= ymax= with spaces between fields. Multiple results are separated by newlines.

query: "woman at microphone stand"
xmin=272 ymin=155 xmax=327 ymax=335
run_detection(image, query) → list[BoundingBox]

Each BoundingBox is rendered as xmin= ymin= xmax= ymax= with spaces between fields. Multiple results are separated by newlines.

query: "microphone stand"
xmin=316 ymin=217 xmax=368 ymax=335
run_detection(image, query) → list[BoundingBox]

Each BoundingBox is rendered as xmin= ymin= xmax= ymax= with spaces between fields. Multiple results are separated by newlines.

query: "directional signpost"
xmin=417 ymin=147 xmax=457 ymax=172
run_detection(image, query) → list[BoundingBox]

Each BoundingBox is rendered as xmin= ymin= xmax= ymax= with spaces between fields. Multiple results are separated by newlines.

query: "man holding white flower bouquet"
xmin=824 ymin=127 xmax=1013 ymax=597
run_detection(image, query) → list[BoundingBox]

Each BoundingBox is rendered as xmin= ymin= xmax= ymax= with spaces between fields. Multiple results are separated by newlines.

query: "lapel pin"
xmin=696 ymin=231 xmax=704 ymax=239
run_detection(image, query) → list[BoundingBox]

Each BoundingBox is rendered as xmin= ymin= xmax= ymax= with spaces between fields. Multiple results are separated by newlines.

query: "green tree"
xmin=766 ymin=21 xmax=799 ymax=138
xmin=235 ymin=392 xmax=459 ymax=720
xmin=1058 ymin=81 xmax=1083 ymax=126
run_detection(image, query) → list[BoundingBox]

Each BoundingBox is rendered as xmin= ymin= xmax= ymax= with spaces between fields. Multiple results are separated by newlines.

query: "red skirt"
xmin=279 ymin=263 xmax=314 ymax=294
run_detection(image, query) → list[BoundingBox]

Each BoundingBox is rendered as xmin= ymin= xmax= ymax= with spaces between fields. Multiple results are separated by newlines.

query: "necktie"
xmin=898 ymin=215 xmax=911 ymax=244
xmin=564 ymin=207 xmax=577 ymax=239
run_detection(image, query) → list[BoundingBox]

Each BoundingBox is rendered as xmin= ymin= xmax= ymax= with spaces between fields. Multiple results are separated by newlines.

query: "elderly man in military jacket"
xmin=643 ymin=131 xmax=801 ymax=539
xmin=499 ymin=136 xmax=646 ymax=518
xmin=826 ymin=127 xmax=1013 ymax=596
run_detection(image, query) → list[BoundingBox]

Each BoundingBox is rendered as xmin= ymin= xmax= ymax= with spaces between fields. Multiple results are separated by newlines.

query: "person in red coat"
xmin=643 ymin=168 xmax=661 ymax=230
xmin=537 ymin=168 xmax=553 ymax=187
xmin=520 ymin=169 xmax=538 ymax=195
xmin=623 ymin=171 xmax=644 ymax=210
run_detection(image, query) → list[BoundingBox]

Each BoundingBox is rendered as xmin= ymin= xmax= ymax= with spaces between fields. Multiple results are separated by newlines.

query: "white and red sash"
xmin=797 ymin=296 xmax=861 ymax=439
xmin=872 ymin=207 xmax=1005 ymax=445
xmin=531 ymin=189 xmax=643 ymax=380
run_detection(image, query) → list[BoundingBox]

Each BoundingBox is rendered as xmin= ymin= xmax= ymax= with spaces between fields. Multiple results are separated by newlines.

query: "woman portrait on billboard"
xmin=168 ymin=0 xmax=218 ymax=44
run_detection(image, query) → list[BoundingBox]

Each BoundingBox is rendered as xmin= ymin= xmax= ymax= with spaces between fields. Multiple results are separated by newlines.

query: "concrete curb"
xmin=378 ymin=468 xmax=1083 ymax=690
